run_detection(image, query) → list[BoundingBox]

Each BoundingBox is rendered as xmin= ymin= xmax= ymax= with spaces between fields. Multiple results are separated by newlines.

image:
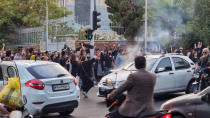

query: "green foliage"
xmin=105 ymin=0 xmax=144 ymax=39
xmin=49 ymin=22 xmax=75 ymax=37
xmin=181 ymin=0 xmax=210 ymax=48
xmin=0 ymin=0 xmax=72 ymax=40
xmin=78 ymin=30 xmax=86 ymax=40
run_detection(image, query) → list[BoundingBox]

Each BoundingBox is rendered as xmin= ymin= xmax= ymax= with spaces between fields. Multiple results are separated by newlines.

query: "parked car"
xmin=160 ymin=86 xmax=210 ymax=118
xmin=0 ymin=60 xmax=80 ymax=116
xmin=97 ymin=54 xmax=195 ymax=97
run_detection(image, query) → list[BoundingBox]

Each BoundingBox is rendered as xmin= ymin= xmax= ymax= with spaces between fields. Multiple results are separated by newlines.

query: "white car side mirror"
xmin=156 ymin=68 xmax=165 ymax=73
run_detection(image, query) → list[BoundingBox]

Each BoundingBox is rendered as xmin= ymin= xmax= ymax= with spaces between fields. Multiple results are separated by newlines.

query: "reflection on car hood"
xmin=161 ymin=93 xmax=201 ymax=110
xmin=101 ymin=70 xmax=131 ymax=82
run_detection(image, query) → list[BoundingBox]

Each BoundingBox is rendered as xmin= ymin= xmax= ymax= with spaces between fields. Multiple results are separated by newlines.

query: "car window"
xmin=126 ymin=64 xmax=136 ymax=71
xmin=156 ymin=57 xmax=172 ymax=72
xmin=126 ymin=58 xmax=157 ymax=71
xmin=172 ymin=57 xmax=190 ymax=70
xmin=146 ymin=58 xmax=158 ymax=71
xmin=27 ymin=64 xmax=70 ymax=79
xmin=1 ymin=62 xmax=19 ymax=85
xmin=7 ymin=66 xmax=17 ymax=78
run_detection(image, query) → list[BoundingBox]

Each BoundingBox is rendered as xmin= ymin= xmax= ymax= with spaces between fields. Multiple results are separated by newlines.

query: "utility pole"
xmin=46 ymin=0 xmax=49 ymax=51
xmin=63 ymin=0 xmax=66 ymax=22
xmin=144 ymin=0 xmax=148 ymax=54
xmin=90 ymin=0 xmax=97 ymax=58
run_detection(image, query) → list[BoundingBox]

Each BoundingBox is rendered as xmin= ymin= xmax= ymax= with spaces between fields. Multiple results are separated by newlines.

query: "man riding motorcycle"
xmin=196 ymin=48 xmax=210 ymax=90
xmin=107 ymin=56 xmax=157 ymax=118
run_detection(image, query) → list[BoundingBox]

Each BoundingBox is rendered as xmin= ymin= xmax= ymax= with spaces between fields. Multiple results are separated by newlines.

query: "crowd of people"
xmin=187 ymin=42 xmax=209 ymax=63
xmin=0 ymin=41 xmax=209 ymax=98
xmin=0 ymin=42 xmax=125 ymax=98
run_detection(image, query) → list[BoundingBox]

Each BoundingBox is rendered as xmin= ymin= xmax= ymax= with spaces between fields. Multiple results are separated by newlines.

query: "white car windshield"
xmin=125 ymin=58 xmax=158 ymax=71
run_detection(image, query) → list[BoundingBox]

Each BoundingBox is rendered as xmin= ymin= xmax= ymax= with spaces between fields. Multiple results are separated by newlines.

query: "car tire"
xmin=186 ymin=79 xmax=197 ymax=94
xmin=59 ymin=109 xmax=74 ymax=116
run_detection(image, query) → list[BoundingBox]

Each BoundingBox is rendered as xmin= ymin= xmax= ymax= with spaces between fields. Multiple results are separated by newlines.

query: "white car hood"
xmin=101 ymin=70 xmax=131 ymax=82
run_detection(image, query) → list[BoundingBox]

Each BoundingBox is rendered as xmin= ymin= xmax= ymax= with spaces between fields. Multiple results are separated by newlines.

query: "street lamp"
xmin=144 ymin=0 xmax=148 ymax=54
xmin=63 ymin=0 xmax=66 ymax=22
xmin=46 ymin=0 xmax=49 ymax=51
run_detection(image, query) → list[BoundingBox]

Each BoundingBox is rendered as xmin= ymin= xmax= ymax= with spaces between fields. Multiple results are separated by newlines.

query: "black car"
xmin=160 ymin=86 xmax=210 ymax=118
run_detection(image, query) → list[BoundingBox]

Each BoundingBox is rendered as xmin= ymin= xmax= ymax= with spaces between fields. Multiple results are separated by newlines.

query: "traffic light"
xmin=93 ymin=10 xmax=101 ymax=30
xmin=85 ymin=29 xmax=93 ymax=40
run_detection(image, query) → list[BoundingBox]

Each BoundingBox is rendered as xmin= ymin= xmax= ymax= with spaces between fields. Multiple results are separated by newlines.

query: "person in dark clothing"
xmin=54 ymin=52 xmax=61 ymax=63
xmin=4 ymin=50 xmax=12 ymax=61
xmin=191 ymin=52 xmax=199 ymax=63
xmin=104 ymin=50 xmax=114 ymax=75
xmin=59 ymin=51 xmax=68 ymax=68
xmin=94 ymin=51 xmax=104 ymax=82
xmin=78 ymin=55 xmax=99 ymax=98
xmin=197 ymin=48 xmax=210 ymax=68
xmin=76 ymin=42 xmax=93 ymax=55
xmin=197 ymin=48 xmax=210 ymax=90
xmin=195 ymin=42 xmax=204 ymax=58
xmin=66 ymin=54 xmax=80 ymax=77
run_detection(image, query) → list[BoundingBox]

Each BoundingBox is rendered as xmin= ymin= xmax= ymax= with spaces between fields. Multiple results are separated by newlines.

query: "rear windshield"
xmin=27 ymin=64 xmax=70 ymax=79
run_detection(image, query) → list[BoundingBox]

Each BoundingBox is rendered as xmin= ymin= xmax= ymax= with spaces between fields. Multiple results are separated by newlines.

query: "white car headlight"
xmin=105 ymin=78 xmax=115 ymax=86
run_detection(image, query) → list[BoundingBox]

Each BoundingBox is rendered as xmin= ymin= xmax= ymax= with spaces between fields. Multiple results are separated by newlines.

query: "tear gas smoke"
xmin=118 ymin=0 xmax=195 ymax=68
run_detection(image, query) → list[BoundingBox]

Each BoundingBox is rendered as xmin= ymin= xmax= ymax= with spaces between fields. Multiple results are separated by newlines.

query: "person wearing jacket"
xmin=94 ymin=50 xmax=104 ymax=82
xmin=115 ymin=49 xmax=123 ymax=68
xmin=107 ymin=56 xmax=156 ymax=118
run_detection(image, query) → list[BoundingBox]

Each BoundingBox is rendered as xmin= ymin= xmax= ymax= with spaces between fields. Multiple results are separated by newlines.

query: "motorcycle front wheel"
xmin=186 ymin=80 xmax=200 ymax=94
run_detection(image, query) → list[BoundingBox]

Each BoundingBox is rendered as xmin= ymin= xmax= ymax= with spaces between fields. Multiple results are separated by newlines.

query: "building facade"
xmin=64 ymin=0 xmax=110 ymax=30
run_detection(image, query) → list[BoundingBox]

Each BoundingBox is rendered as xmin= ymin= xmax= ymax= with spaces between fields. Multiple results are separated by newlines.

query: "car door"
xmin=172 ymin=57 xmax=192 ymax=89
xmin=0 ymin=62 xmax=19 ymax=86
xmin=154 ymin=57 xmax=175 ymax=92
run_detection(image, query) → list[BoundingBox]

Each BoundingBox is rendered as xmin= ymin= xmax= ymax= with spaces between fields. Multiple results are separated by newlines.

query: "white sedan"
xmin=97 ymin=54 xmax=195 ymax=97
xmin=0 ymin=60 xmax=80 ymax=116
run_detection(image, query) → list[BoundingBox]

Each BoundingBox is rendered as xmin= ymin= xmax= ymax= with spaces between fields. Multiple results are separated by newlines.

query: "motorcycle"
xmin=0 ymin=110 xmax=32 ymax=118
xmin=2 ymin=98 xmax=33 ymax=118
xmin=188 ymin=66 xmax=209 ymax=93
xmin=105 ymin=94 xmax=171 ymax=118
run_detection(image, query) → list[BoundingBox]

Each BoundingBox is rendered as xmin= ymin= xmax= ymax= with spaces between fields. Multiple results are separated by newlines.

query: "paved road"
xmin=45 ymin=87 xmax=185 ymax=118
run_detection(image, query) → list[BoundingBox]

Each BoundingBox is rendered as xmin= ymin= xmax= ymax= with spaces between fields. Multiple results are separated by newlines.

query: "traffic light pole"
xmin=94 ymin=0 xmax=96 ymax=10
xmin=89 ymin=0 xmax=96 ymax=58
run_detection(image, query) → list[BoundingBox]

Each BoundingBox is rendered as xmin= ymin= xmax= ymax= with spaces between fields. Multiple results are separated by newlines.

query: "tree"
xmin=0 ymin=0 xmax=72 ymax=40
xmin=147 ymin=0 xmax=197 ymax=49
xmin=181 ymin=0 xmax=210 ymax=48
xmin=192 ymin=0 xmax=210 ymax=45
xmin=105 ymin=0 xmax=144 ymax=39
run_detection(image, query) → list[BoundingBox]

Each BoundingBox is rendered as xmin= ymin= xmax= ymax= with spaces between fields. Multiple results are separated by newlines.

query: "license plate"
xmin=99 ymin=87 xmax=105 ymax=92
xmin=52 ymin=84 xmax=70 ymax=91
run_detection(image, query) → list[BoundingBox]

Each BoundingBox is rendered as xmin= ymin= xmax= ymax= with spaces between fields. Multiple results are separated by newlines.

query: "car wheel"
xmin=59 ymin=109 xmax=74 ymax=116
xmin=186 ymin=79 xmax=198 ymax=94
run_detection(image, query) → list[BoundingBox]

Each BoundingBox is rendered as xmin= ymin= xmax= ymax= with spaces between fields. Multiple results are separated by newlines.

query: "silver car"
xmin=97 ymin=54 xmax=195 ymax=97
